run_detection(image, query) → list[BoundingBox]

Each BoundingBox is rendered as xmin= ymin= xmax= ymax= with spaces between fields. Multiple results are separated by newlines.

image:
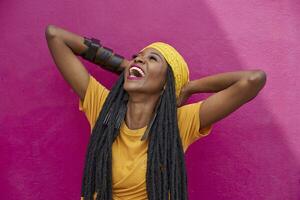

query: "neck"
xmin=125 ymin=93 xmax=161 ymax=130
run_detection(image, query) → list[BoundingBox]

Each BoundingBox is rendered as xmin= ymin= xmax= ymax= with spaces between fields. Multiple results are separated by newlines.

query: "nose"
xmin=134 ymin=55 xmax=145 ymax=64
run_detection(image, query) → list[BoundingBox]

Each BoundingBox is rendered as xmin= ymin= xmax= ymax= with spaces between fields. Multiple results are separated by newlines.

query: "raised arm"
xmin=177 ymin=70 xmax=267 ymax=129
xmin=44 ymin=24 xmax=129 ymax=101
xmin=45 ymin=24 xmax=91 ymax=101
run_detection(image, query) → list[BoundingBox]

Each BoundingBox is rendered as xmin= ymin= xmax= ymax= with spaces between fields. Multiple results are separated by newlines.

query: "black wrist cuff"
xmin=94 ymin=46 xmax=113 ymax=66
xmin=81 ymin=37 xmax=101 ymax=61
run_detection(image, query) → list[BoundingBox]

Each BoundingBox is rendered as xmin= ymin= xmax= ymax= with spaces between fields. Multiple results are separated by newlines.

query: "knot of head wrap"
xmin=140 ymin=42 xmax=190 ymax=99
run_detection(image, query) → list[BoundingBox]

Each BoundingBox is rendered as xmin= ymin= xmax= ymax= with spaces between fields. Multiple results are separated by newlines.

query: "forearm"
xmin=46 ymin=25 xmax=128 ymax=72
xmin=188 ymin=70 xmax=265 ymax=94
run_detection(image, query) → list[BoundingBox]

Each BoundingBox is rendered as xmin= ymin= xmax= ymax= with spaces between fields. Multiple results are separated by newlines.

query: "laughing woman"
xmin=45 ymin=25 xmax=266 ymax=200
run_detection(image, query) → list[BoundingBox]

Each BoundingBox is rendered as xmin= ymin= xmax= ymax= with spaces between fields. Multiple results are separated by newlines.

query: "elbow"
xmin=248 ymin=70 xmax=267 ymax=88
xmin=45 ymin=24 xmax=57 ymax=40
xmin=240 ymin=70 xmax=267 ymax=101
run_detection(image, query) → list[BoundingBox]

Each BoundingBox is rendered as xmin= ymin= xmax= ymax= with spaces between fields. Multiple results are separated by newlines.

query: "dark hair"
xmin=81 ymin=64 xmax=188 ymax=200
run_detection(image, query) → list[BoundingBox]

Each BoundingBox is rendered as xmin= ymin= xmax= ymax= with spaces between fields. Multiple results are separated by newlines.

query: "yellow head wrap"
xmin=140 ymin=42 xmax=190 ymax=99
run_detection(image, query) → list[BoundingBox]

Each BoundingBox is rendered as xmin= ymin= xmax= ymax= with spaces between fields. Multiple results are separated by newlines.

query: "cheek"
xmin=148 ymin=64 xmax=166 ymax=77
xmin=147 ymin=68 xmax=166 ymax=87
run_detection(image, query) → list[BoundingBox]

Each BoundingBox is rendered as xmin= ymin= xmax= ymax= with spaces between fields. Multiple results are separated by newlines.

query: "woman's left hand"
xmin=176 ymin=81 xmax=193 ymax=107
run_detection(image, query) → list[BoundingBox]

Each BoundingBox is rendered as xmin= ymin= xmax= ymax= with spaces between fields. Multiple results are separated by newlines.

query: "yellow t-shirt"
xmin=79 ymin=74 xmax=213 ymax=200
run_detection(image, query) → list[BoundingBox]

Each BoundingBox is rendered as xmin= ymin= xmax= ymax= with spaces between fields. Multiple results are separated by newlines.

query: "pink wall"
xmin=0 ymin=0 xmax=299 ymax=199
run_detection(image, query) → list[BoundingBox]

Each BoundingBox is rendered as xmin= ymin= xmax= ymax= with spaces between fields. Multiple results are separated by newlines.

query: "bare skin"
xmin=123 ymin=48 xmax=168 ymax=129
xmin=177 ymin=70 xmax=267 ymax=128
xmin=45 ymin=24 xmax=267 ymax=132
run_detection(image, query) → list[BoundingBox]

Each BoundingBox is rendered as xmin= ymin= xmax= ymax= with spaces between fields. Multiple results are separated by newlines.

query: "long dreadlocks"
xmin=81 ymin=64 xmax=188 ymax=200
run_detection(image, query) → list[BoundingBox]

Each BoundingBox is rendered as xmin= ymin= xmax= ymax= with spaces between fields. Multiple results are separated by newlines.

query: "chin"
xmin=123 ymin=78 xmax=147 ymax=92
xmin=123 ymin=83 xmax=142 ymax=93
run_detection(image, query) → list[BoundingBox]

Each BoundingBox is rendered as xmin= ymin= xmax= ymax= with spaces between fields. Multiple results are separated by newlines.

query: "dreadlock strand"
xmin=167 ymin=66 xmax=183 ymax=200
xmin=156 ymin=94 xmax=167 ymax=200
xmin=161 ymin=97 xmax=169 ymax=199
xmin=160 ymin=96 xmax=170 ymax=199
xmin=165 ymin=77 xmax=177 ymax=199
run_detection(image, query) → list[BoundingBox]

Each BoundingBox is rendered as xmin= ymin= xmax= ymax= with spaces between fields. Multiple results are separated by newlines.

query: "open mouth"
xmin=128 ymin=65 xmax=145 ymax=80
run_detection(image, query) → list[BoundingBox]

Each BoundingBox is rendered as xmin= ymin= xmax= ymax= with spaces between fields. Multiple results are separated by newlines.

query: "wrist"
xmin=120 ymin=59 xmax=130 ymax=69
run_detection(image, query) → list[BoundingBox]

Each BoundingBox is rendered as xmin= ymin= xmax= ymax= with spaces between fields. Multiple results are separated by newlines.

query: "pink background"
xmin=0 ymin=0 xmax=299 ymax=199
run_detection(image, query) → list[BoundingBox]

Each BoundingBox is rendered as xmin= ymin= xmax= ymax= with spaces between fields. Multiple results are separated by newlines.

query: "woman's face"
xmin=123 ymin=47 xmax=168 ymax=96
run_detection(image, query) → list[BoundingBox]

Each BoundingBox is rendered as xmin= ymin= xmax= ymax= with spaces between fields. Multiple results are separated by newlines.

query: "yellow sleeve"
xmin=177 ymin=101 xmax=213 ymax=152
xmin=79 ymin=74 xmax=110 ymax=132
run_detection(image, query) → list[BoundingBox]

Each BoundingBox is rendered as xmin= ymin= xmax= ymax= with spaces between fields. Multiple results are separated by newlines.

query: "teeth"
xmin=129 ymin=66 xmax=145 ymax=77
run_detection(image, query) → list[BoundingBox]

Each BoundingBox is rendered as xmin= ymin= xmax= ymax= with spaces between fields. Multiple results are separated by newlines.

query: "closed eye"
xmin=131 ymin=54 xmax=158 ymax=61
xmin=149 ymin=56 xmax=157 ymax=61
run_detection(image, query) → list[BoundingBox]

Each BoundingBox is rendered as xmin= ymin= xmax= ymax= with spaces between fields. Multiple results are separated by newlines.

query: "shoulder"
xmin=177 ymin=101 xmax=213 ymax=152
xmin=79 ymin=74 xmax=110 ymax=131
